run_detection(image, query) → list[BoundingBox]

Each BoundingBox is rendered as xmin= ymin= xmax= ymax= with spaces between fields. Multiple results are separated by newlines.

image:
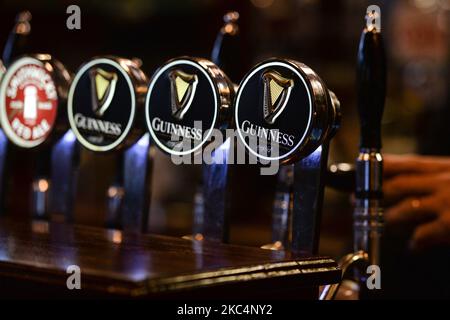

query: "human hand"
xmin=384 ymin=154 xmax=450 ymax=251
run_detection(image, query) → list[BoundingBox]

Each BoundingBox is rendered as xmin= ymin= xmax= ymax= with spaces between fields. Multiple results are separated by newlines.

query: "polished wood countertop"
xmin=0 ymin=218 xmax=340 ymax=298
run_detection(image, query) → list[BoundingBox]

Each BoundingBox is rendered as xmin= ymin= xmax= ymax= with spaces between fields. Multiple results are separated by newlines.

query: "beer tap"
xmin=261 ymin=165 xmax=293 ymax=250
xmin=145 ymin=12 xmax=238 ymax=242
xmin=321 ymin=6 xmax=386 ymax=300
xmin=2 ymin=11 xmax=31 ymax=67
xmin=354 ymin=5 xmax=386 ymax=270
xmin=0 ymin=11 xmax=77 ymax=220
xmin=190 ymin=11 xmax=241 ymax=241
xmin=0 ymin=12 xmax=33 ymax=214
xmin=200 ymin=11 xmax=241 ymax=242
xmin=235 ymin=56 xmax=341 ymax=255
xmin=211 ymin=11 xmax=241 ymax=85
xmin=68 ymin=56 xmax=151 ymax=232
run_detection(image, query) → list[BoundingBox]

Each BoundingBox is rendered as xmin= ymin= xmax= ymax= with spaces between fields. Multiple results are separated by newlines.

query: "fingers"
xmin=384 ymin=174 xmax=438 ymax=204
xmin=382 ymin=154 xmax=450 ymax=251
xmin=384 ymin=154 xmax=450 ymax=178
xmin=385 ymin=197 xmax=437 ymax=225
xmin=410 ymin=215 xmax=450 ymax=251
xmin=384 ymin=172 xmax=450 ymax=205
xmin=385 ymin=191 xmax=450 ymax=252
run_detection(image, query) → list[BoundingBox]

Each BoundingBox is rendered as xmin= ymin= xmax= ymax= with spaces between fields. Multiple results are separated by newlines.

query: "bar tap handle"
xmin=211 ymin=11 xmax=240 ymax=82
xmin=261 ymin=165 xmax=293 ymax=251
xmin=0 ymin=11 xmax=32 ymax=215
xmin=356 ymin=9 xmax=386 ymax=152
xmin=2 ymin=11 xmax=32 ymax=67
xmin=191 ymin=11 xmax=240 ymax=242
xmin=354 ymin=7 xmax=386 ymax=266
xmin=321 ymin=7 xmax=387 ymax=300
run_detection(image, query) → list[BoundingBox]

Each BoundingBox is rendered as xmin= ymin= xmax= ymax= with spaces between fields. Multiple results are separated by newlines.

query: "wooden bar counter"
xmin=0 ymin=218 xmax=340 ymax=299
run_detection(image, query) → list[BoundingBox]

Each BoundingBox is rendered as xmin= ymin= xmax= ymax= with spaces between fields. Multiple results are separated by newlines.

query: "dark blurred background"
xmin=0 ymin=0 xmax=449 ymax=283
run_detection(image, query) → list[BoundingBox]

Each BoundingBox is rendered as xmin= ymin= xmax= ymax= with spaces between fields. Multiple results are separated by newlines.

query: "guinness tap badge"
xmin=169 ymin=70 xmax=198 ymax=120
xmin=146 ymin=58 xmax=233 ymax=156
xmin=90 ymin=68 xmax=118 ymax=117
xmin=68 ymin=57 xmax=147 ymax=152
xmin=235 ymin=59 xmax=340 ymax=164
xmin=262 ymin=71 xmax=293 ymax=125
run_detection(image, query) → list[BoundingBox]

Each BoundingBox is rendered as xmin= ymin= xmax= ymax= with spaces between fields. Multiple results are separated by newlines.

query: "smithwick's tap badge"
xmin=145 ymin=58 xmax=233 ymax=156
xmin=0 ymin=56 xmax=61 ymax=148
xmin=235 ymin=59 xmax=340 ymax=164
xmin=68 ymin=57 xmax=147 ymax=152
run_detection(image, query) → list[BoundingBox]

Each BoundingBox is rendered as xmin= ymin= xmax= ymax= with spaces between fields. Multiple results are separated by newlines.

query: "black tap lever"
xmin=2 ymin=11 xmax=32 ymax=67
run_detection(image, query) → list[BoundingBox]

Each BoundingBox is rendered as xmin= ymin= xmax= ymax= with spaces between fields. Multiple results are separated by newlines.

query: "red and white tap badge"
xmin=1 ymin=58 xmax=58 ymax=148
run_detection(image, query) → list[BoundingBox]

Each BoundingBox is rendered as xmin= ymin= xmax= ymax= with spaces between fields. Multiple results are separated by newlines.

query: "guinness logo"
xmin=90 ymin=68 xmax=118 ymax=117
xmin=169 ymin=70 xmax=198 ymax=120
xmin=68 ymin=58 xmax=137 ymax=152
xmin=235 ymin=60 xmax=313 ymax=162
xmin=262 ymin=71 xmax=293 ymax=124
xmin=146 ymin=58 xmax=222 ymax=156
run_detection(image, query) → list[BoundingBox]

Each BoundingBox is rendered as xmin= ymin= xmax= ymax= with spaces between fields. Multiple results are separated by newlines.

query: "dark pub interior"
xmin=0 ymin=0 xmax=449 ymax=303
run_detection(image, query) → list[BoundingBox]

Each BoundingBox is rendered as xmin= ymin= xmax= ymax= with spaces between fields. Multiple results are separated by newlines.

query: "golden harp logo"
xmin=169 ymin=70 xmax=198 ymax=120
xmin=90 ymin=68 xmax=118 ymax=117
xmin=262 ymin=71 xmax=294 ymax=124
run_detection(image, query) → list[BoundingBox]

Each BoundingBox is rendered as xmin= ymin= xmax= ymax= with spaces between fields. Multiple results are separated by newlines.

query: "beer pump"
xmin=201 ymin=11 xmax=241 ymax=242
xmin=320 ymin=6 xmax=386 ymax=299
xmin=0 ymin=11 xmax=32 ymax=213
xmin=235 ymin=59 xmax=341 ymax=254
xmin=145 ymin=12 xmax=239 ymax=242
xmin=0 ymin=11 xmax=77 ymax=220
xmin=67 ymin=57 xmax=151 ymax=232
xmin=262 ymin=165 xmax=293 ymax=250
xmin=2 ymin=11 xmax=31 ymax=67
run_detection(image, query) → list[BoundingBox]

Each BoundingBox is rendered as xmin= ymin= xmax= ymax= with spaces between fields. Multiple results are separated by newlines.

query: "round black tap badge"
xmin=145 ymin=59 xmax=220 ymax=156
xmin=235 ymin=60 xmax=313 ymax=163
xmin=68 ymin=58 xmax=136 ymax=152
